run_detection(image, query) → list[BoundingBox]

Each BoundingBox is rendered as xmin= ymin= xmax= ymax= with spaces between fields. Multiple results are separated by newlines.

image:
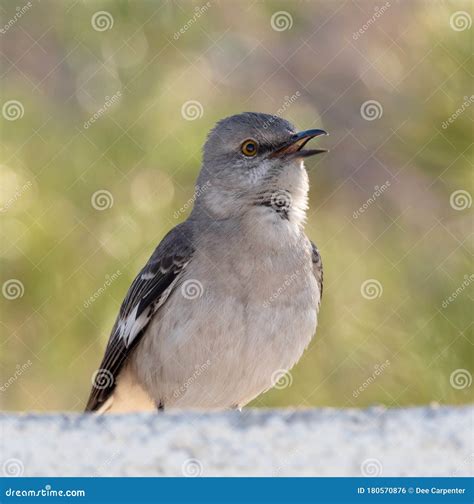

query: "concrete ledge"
xmin=1 ymin=406 xmax=472 ymax=477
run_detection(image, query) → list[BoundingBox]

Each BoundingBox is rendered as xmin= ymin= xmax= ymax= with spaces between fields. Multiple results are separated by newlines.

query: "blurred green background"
xmin=0 ymin=0 xmax=472 ymax=411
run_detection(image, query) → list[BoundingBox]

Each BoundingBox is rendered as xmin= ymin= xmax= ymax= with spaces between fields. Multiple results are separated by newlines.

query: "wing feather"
xmin=85 ymin=224 xmax=193 ymax=412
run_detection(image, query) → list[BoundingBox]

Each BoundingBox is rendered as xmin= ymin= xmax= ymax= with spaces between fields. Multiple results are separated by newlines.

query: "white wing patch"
xmin=116 ymin=275 xmax=182 ymax=347
xmin=117 ymin=305 xmax=148 ymax=347
xmin=141 ymin=271 xmax=155 ymax=280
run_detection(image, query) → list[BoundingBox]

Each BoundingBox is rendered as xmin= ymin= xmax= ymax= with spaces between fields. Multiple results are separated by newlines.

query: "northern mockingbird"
xmin=85 ymin=112 xmax=326 ymax=413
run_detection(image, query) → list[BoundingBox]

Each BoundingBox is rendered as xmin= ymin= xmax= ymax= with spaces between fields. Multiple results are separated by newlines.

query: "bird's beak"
xmin=270 ymin=129 xmax=328 ymax=158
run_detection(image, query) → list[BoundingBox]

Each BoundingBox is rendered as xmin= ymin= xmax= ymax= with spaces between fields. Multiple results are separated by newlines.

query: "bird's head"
xmin=194 ymin=112 xmax=327 ymax=226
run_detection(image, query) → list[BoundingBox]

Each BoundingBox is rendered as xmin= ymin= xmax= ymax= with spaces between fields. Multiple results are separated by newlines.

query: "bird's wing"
xmin=310 ymin=241 xmax=323 ymax=306
xmin=85 ymin=223 xmax=194 ymax=412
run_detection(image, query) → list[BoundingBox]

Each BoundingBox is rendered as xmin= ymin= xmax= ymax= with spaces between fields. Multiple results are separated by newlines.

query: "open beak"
xmin=270 ymin=129 xmax=328 ymax=158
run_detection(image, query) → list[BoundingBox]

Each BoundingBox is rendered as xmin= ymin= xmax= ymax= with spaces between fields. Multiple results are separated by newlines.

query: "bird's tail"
xmin=85 ymin=368 xmax=156 ymax=414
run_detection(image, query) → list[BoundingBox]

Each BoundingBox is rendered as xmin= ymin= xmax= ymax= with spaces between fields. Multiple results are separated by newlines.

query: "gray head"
xmin=193 ymin=112 xmax=327 ymax=225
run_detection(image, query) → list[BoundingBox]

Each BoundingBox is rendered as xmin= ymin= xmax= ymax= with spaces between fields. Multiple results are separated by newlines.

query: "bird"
xmin=85 ymin=112 xmax=327 ymax=414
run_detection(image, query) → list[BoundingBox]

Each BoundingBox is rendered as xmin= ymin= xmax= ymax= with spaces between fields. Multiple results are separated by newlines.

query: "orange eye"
xmin=241 ymin=139 xmax=258 ymax=157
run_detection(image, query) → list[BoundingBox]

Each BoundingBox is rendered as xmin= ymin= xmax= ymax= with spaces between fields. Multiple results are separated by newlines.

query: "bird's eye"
xmin=241 ymin=139 xmax=258 ymax=157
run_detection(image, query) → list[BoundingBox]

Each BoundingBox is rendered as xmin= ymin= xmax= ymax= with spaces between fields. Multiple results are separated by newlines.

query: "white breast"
xmin=130 ymin=227 xmax=319 ymax=410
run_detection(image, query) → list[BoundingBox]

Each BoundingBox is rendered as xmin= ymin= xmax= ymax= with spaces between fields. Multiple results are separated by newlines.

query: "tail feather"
xmin=85 ymin=367 xmax=156 ymax=414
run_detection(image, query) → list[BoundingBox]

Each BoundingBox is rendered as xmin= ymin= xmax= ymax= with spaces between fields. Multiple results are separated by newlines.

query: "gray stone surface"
xmin=1 ymin=406 xmax=472 ymax=477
